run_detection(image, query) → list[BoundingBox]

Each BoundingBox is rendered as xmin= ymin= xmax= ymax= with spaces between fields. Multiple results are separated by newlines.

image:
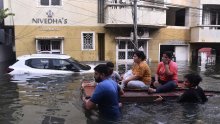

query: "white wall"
xmin=105 ymin=6 xmax=166 ymax=25
xmin=4 ymin=0 xmax=99 ymax=26
xmin=201 ymin=0 xmax=220 ymax=4
xmin=191 ymin=27 xmax=220 ymax=43
xmin=166 ymin=0 xmax=200 ymax=7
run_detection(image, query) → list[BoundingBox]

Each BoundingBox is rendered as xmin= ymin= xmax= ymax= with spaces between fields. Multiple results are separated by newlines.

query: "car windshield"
xmin=68 ymin=58 xmax=91 ymax=70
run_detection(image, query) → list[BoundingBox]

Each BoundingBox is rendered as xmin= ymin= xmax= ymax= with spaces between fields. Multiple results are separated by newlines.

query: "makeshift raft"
xmin=81 ymin=81 xmax=220 ymax=103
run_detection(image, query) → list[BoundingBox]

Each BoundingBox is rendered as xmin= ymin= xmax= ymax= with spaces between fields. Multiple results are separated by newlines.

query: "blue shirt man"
xmin=83 ymin=64 xmax=121 ymax=121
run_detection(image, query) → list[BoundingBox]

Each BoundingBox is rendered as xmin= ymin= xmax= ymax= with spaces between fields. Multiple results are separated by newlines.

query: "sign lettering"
xmin=32 ymin=10 xmax=68 ymax=24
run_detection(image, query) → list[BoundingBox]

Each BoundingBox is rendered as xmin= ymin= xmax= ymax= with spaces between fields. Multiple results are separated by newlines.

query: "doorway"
xmin=98 ymin=33 xmax=105 ymax=61
xmin=160 ymin=45 xmax=189 ymax=62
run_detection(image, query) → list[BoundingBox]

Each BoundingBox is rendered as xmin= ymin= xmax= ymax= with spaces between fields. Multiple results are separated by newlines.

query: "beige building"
xmin=3 ymin=0 xmax=220 ymax=66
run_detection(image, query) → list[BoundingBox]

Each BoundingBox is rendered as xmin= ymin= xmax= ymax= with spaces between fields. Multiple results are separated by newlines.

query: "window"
xmin=26 ymin=59 xmax=50 ymax=69
xmin=81 ymin=32 xmax=95 ymax=50
xmin=117 ymin=40 xmax=146 ymax=60
xmin=36 ymin=39 xmax=62 ymax=54
xmin=98 ymin=0 xmax=104 ymax=23
xmin=118 ymin=41 xmax=135 ymax=60
xmin=166 ymin=7 xmax=186 ymax=26
xmin=40 ymin=0 xmax=62 ymax=6
xmin=68 ymin=58 xmax=91 ymax=70
xmin=202 ymin=5 xmax=220 ymax=27
xmin=52 ymin=59 xmax=73 ymax=70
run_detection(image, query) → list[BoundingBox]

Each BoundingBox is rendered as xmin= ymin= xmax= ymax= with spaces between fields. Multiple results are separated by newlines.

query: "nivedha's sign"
xmin=32 ymin=10 xmax=67 ymax=24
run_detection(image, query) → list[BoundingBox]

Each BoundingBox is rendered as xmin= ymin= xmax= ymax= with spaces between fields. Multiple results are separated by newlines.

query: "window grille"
xmin=118 ymin=52 xmax=125 ymax=59
xmin=37 ymin=40 xmax=62 ymax=54
xmin=117 ymin=40 xmax=145 ymax=60
xmin=82 ymin=32 xmax=95 ymax=50
xmin=127 ymin=51 xmax=134 ymax=59
xmin=52 ymin=40 xmax=60 ymax=50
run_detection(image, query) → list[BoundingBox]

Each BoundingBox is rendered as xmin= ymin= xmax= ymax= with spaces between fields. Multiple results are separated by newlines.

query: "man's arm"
xmin=83 ymin=97 xmax=96 ymax=110
xmin=118 ymin=84 xmax=124 ymax=95
xmin=115 ymin=72 xmax=122 ymax=81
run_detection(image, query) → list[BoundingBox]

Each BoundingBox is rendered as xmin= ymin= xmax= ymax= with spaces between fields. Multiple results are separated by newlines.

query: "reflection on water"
xmin=0 ymin=61 xmax=220 ymax=124
xmin=0 ymin=73 xmax=91 ymax=124
xmin=122 ymin=96 xmax=220 ymax=124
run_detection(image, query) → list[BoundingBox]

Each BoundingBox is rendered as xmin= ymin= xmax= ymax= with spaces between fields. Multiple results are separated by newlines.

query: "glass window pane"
xmin=38 ymin=40 xmax=61 ymax=54
xmin=118 ymin=41 xmax=126 ymax=49
xmin=52 ymin=59 xmax=70 ymax=70
xmin=127 ymin=51 xmax=134 ymax=59
xmin=30 ymin=59 xmax=49 ymax=69
xmin=40 ymin=40 xmax=51 ymax=51
xmin=52 ymin=0 xmax=61 ymax=5
xmin=138 ymin=41 xmax=144 ymax=48
xmin=51 ymin=40 xmax=61 ymax=50
xmin=118 ymin=52 xmax=125 ymax=59
xmin=138 ymin=41 xmax=145 ymax=51
xmin=127 ymin=42 xmax=135 ymax=49
xmin=41 ymin=0 xmax=49 ymax=6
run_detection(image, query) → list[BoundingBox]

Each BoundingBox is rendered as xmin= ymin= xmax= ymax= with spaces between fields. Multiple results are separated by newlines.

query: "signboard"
xmin=32 ymin=10 xmax=67 ymax=24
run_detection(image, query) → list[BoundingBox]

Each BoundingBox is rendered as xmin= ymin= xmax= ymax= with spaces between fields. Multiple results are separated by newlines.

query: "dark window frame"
xmin=98 ymin=0 xmax=104 ymax=23
xmin=40 ymin=0 xmax=62 ymax=6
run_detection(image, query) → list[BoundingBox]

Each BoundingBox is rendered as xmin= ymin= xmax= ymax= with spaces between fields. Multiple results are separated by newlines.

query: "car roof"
xmin=17 ymin=54 xmax=71 ymax=60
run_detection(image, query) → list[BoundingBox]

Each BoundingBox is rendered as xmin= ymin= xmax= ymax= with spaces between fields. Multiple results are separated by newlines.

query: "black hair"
xmin=184 ymin=73 xmax=202 ymax=87
xmin=163 ymin=51 xmax=173 ymax=59
xmin=106 ymin=62 xmax=114 ymax=68
xmin=94 ymin=64 xmax=109 ymax=76
xmin=134 ymin=50 xmax=146 ymax=61
xmin=106 ymin=62 xmax=114 ymax=76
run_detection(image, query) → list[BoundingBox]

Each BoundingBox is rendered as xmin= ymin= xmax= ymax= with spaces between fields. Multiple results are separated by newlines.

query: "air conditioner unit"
xmin=137 ymin=28 xmax=149 ymax=37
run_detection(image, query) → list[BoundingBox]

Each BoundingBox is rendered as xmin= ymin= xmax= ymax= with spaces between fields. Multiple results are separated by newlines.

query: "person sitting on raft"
xmin=106 ymin=61 xmax=122 ymax=83
xmin=148 ymin=51 xmax=178 ymax=93
xmin=121 ymin=50 xmax=151 ymax=89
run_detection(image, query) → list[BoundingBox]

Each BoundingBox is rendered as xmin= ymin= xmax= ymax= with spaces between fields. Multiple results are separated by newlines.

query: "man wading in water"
xmin=83 ymin=64 xmax=123 ymax=123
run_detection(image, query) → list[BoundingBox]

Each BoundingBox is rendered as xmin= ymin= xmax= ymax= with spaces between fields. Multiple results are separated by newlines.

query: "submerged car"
xmin=7 ymin=54 xmax=95 ymax=75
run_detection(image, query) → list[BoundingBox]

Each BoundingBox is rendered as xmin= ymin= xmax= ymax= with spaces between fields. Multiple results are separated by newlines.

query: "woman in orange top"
xmin=122 ymin=51 xmax=151 ymax=89
xmin=148 ymin=51 xmax=178 ymax=93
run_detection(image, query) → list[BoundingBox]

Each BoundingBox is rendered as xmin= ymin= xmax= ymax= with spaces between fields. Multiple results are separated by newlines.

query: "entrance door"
xmin=175 ymin=46 xmax=188 ymax=61
xmin=160 ymin=45 xmax=175 ymax=61
xmin=98 ymin=33 xmax=105 ymax=61
xmin=160 ymin=45 xmax=189 ymax=61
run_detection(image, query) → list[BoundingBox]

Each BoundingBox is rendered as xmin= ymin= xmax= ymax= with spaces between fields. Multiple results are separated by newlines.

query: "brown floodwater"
xmin=1 ymin=61 xmax=220 ymax=124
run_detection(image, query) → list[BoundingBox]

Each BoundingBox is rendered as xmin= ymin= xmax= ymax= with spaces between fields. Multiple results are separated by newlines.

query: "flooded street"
xmin=1 ymin=61 xmax=220 ymax=124
xmin=0 ymin=73 xmax=89 ymax=124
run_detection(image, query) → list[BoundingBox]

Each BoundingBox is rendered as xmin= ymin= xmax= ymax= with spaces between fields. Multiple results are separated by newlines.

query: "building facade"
xmin=3 ymin=0 xmax=220 ymax=66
